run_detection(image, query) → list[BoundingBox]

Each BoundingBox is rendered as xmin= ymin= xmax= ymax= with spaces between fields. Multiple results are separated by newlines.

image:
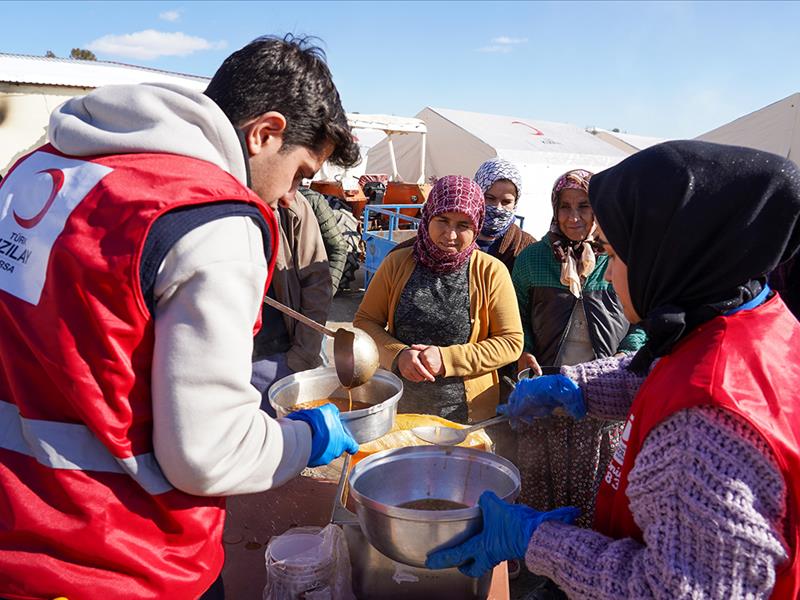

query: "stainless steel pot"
xmin=342 ymin=523 xmax=493 ymax=598
xmin=268 ymin=367 xmax=402 ymax=444
xmin=347 ymin=446 xmax=520 ymax=567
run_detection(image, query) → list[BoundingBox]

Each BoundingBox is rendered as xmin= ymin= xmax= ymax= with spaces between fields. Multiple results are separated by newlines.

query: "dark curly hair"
xmin=205 ymin=34 xmax=360 ymax=168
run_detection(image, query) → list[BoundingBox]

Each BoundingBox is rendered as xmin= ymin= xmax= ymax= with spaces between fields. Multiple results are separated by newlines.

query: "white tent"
xmin=696 ymin=92 xmax=800 ymax=164
xmin=589 ymin=128 xmax=667 ymax=155
xmin=366 ymin=107 xmax=628 ymax=238
xmin=315 ymin=114 xmax=426 ymax=190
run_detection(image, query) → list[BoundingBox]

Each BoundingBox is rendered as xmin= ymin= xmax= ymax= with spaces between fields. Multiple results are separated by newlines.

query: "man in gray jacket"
xmin=0 ymin=35 xmax=360 ymax=599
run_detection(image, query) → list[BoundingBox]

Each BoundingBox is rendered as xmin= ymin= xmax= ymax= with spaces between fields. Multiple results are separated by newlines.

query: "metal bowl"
xmin=348 ymin=446 xmax=520 ymax=567
xmin=516 ymin=365 xmax=561 ymax=381
xmin=268 ymin=367 xmax=402 ymax=444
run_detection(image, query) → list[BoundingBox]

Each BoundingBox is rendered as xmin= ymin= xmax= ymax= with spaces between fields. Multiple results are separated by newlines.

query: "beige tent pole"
xmin=387 ymin=134 xmax=400 ymax=182
xmin=418 ymin=132 xmax=426 ymax=184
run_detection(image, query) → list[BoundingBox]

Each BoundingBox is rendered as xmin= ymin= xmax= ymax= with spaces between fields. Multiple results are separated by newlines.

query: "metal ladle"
xmin=411 ymin=414 xmax=510 ymax=446
xmin=263 ymin=296 xmax=380 ymax=388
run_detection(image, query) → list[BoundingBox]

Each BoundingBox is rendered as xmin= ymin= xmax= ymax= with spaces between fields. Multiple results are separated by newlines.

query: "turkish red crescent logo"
xmin=13 ymin=168 xmax=64 ymax=229
xmin=511 ymin=121 xmax=544 ymax=136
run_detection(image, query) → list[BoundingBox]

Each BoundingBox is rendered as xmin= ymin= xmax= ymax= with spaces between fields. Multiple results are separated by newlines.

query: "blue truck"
xmin=361 ymin=203 xmax=424 ymax=288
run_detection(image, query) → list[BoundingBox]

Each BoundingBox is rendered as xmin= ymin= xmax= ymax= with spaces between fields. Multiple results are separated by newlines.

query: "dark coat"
xmin=489 ymin=224 xmax=536 ymax=273
xmin=512 ymin=238 xmax=645 ymax=367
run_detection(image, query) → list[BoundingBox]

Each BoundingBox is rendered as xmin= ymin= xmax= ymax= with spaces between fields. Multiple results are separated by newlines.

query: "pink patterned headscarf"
xmin=413 ymin=175 xmax=485 ymax=274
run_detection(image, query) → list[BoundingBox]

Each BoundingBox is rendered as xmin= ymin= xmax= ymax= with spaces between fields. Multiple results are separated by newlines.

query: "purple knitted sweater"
xmin=525 ymin=356 xmax=789 ymax=598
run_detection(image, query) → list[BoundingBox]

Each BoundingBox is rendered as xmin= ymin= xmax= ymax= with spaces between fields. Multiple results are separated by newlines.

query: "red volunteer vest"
xmin=593 ymin=295 xmax=800 ymax=598
xmin=0 ymin=146 xmax=278 ymax=599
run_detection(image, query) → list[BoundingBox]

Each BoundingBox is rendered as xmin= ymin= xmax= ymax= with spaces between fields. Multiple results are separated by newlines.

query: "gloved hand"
xmin=498 ymin=374 xmax=586 ymax=427
xmin=286 ymin=403 xmax=359 ymax=467
xmin=425 ymin=491 xmax=579 ymax=578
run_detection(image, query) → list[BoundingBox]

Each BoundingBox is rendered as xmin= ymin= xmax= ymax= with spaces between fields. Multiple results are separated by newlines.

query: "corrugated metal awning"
xmin=0 ymin=53 xmax=209 ymax=90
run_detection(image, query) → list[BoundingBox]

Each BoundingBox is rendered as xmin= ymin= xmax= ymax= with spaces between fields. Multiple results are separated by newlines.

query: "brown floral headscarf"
xmin=548 ymin=169 xmax=600 ymax=297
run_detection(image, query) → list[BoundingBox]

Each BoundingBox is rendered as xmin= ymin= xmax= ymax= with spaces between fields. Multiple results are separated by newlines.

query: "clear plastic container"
xmin=263 ymin=525 xmax=355 ymax=600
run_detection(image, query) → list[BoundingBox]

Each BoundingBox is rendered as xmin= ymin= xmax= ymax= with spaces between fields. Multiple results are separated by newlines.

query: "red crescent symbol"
xmin=13 ymin=168 xmax=64 ymax=229
xmin=511 ymin=121 xmax=544 ymax=136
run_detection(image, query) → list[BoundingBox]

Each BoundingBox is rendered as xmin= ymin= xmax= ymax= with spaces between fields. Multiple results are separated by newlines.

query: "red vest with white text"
xmin=0 ymin=146 xmax=278 ymax=599
xmin=593 ymin=295 xmax=800 ymax=598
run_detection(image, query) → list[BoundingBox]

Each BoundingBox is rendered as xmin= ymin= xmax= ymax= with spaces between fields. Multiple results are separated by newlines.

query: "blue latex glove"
xmin=286 ymin=403 xmax=359 ymax=467
xmin=426 ymin=491 xmax=579 ymax=578
xmin=498 ymin=374 xmax=586 ymax=427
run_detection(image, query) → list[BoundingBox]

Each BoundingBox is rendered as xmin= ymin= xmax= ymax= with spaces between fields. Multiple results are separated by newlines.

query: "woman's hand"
xmin=498 ymin=375 xmax=586 ymax=426
xmin=517 ymin=352 xmax=542 ymax=376
xmin=426 ymin=491 xmax=580 ymax=578
xmin=411 ymin=344 xmax=445 ymax=377
xmin=397 ymin=348 xmax=436 ymax=382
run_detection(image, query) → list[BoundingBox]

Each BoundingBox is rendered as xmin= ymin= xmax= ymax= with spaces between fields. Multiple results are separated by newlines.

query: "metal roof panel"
xmin=0 ymin=53 xmax=209 ymax=90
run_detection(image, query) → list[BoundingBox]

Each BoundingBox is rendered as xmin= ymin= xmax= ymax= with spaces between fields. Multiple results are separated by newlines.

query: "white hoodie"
xmin=49 ymin=83 xmax=312 ymax=495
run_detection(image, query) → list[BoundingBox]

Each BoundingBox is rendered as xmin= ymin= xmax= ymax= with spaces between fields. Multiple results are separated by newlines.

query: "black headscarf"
xmin=589 ymin=140 xmax=800 ymax=373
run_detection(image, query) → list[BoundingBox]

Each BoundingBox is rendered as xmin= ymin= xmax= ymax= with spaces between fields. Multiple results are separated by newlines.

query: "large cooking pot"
xmin=347 ymin=445 xmax=520 ymax=567
xmin=269 ymin=367 xmax=402 ymax=444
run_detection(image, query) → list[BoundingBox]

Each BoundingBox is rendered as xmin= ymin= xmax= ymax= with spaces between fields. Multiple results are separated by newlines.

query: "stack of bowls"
xmin=264 ymin=531 xmax=336 ymax=598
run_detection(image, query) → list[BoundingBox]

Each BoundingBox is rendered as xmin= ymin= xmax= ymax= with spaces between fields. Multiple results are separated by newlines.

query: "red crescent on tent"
xmin=13 ymin=168 xmax=64 ymax=229
xmin=511 ymin=121 xmax=544 ymax=136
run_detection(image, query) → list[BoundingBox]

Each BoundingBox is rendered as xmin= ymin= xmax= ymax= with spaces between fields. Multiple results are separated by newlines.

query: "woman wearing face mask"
xmin=427 ymin=140 xmax=800 ymax=599
xmin=473 ymin=158 xmax=536 ymax=273
xmin=509 ymin=170 xmax=645 ymax=528
xmin=354 ymin=175 xmax=523 ymax=424
xmin=472 ymin=159 xmax=537 ymax=506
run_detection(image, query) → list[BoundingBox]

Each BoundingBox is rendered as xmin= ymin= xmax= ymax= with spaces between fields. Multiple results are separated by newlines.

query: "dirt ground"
xmin=323 ymin=269 xmax=367 ymax=356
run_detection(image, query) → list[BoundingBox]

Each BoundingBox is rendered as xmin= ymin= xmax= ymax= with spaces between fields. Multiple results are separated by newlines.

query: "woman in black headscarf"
xmin=769 ymin=256 xmax=799 ymax=318
xmin=426 ymin=141 xmax=800 ymax=599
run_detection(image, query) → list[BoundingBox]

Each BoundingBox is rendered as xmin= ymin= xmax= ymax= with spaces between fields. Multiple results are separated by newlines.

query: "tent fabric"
xmin=316 ymin=127 xmax=388 ymax=189
xmin=366 ymin=107 xmax=627 ymax=238
xmin=347 ymin=114 xmax=426 ymax=134
xmin=589 ymin=129 xmax=666 ymax=155
xmin=696 ymin=93 xmax=800 ymax=164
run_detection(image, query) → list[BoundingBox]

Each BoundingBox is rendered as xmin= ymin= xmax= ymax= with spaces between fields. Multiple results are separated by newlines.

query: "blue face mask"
xmin=481 ymin=204 xmax=516 ymax=238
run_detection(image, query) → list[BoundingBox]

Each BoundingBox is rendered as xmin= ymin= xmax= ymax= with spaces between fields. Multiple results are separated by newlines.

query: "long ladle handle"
xmin=263 ymin=296 xmax=337 ymax=338
xmin=465 ymin=414 xmax=509 ymax=434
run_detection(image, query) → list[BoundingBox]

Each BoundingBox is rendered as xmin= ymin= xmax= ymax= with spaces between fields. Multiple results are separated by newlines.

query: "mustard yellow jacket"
xmin=354 ymin=247 xmax=523 ymax=422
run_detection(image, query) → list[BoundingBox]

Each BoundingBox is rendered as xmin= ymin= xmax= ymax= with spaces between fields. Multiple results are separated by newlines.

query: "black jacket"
xmin=512 ymin=239 xmax=644 ymax=367
xmin=529 ymin=285 xmax=630 ymax=366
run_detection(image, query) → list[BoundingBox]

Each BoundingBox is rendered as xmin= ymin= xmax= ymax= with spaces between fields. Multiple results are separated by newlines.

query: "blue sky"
xmin=2 ymin=1 xmax=799 ymax=138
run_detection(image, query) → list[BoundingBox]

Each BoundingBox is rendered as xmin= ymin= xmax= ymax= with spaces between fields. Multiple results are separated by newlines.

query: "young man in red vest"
xmin=427 ymin=141 xmax=800 ymax=599
xmin=0 ymin=36 xmax=360 ymax=599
